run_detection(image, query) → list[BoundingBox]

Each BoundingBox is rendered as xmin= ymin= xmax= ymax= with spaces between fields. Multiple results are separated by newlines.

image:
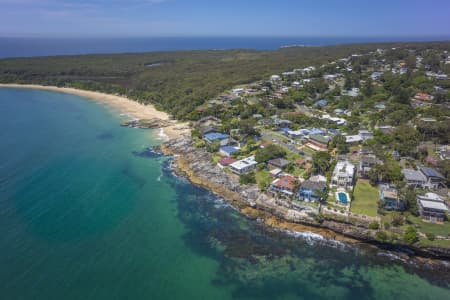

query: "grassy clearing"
xmin=350 ymin=181 xmax=379 ymax=217
xmin=406 ymin=216 xmax=450 ymax=237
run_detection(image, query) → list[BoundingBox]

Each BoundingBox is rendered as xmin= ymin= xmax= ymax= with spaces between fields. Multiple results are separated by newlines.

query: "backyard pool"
xmin=337 ymin=192 xmax=349 ymax=204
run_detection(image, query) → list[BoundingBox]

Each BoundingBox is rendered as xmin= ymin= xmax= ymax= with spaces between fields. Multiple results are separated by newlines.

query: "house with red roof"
xmin=270 ymin=175 xmax=298 ymax=197
xmin=218 ymin=157 xmax=236 ymax=168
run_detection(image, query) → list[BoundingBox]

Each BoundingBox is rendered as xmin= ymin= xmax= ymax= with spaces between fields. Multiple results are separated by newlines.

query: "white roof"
xmin=230 ymin=156 xmax=257 ymax=171
xmin=310 ymin=175 xmax=327 ymax=183
xmin=333 ymin=161 xmax=355 ymax=177
xmin=418 ymin=193 xmax=445 ymax=202
xmin=420 ymin=200 xmax=448 ymax=211
xmin=345 ymin=135 xmax=363 ymax=143
xmin=270 ymin=168 xmax=282 ymax=176
xmin=287 ymin=130 xmax=305 ymax=136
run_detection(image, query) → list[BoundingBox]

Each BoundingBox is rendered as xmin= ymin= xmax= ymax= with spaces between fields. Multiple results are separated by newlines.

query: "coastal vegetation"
xmin=1 ymin=42 xmax=450 ymax=120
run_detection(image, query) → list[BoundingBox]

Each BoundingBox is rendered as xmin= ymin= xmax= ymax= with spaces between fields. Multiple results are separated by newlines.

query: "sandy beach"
xmin=0 ymin=84 xmax=191 ymax=139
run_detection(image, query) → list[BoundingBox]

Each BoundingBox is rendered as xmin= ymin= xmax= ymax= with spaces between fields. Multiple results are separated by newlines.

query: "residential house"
xmin=306 ymin=134 xmax=330 ymax=152
xmin=268 ymin=158 xmax=291 ymax=170
xmin=232 ymin=88 xmax=245 ymax=96
xmin=204 ymin=132 xmax=230 ymax=146
xmin=298 ymin=180 xmax=327 ymax=202
xmin=270 ymin=75 xmax=281 ymax=84
xmin=412 ymin=93 xmax=434 ymax=107
xmin=200 ymin=125 xmax=219 ymax=135
xmin=331 ymin=161 xmax=356 ymax=190
xmin=359 ymin=155 xmax=377 ymax=178
xmin=345 ymin=135 xmax=363 ymax=144
xmin=420 ymin=167 xmax=446 ymax=189
xmin=219 ymin=146 xmax=239 ymax=157
xmin=380 ymin=187 xmax=404 ymax=210
xmin=229 ymin=156 xmax=258 ymax=175
xmin=402 ymin=168 xmax=427 ymax=188
xmin=358 ymin=130 xmax=374 ymax=141
xmin=438 ymin=145 xmax=450 ymax=160
xmin=342 ymin=88 xmax=360 ymax=97
xmin=377 ymin=125 xmax=395 ymax=134
xmin=274 ymin=118 xmax=292 ymax=128
xmin=196 ymin=116 xmax=221 ymax=128
xmin=316 ymin=99 xmax=328 ymax=107
xmin=371 ymin=71 xmax=383 ymax=80
xmin=417 ymin=193 xmax=449 ymax=223
xmin=269 ymin=168 xmax=283 ymax=178
xmin=270 ymin=175 xmax=298 ymax=197
xmin=218 ymin=157 xmax=237 ymax=168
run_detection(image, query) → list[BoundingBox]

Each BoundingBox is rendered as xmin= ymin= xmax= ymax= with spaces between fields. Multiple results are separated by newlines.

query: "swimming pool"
xmin=337 ymin=192 xmax=349 ymax=204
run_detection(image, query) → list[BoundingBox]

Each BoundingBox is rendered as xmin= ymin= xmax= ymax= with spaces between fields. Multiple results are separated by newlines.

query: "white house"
xmin=270 ymin=75 xmax=281 ymax=83
xmin=417 ymin=193 xmax=448 ymax=223
xmin=229 ymin=156 xmax=258 ymax=175
xmin=331 ymin=161 xmax=356 ymax=190
xmin=358 ymin=130 xmax=373 ymax=141
xmin=345 ymin=135 xmax=363 ymax=143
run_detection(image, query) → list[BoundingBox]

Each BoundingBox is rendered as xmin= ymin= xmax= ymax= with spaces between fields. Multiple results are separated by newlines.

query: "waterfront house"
xmin=218 ymin=157 xmax=237 ymax=168
xmin=298 ymin=180 xmax=327 ymax=202
xmin=419 ymin=167 xmax=446 ymax=189
xmin=229 ymin=156 xmax=258 ymax=175
xmin=204 ymin=132 xmax=230 ymax=146
xmin=330 ymin=161 xmax=356 ymax=191
xmin=417 ymin=193 xmax=448 ymax=223
xmin=219 ymin=146 xmax=239 ymax=157
xmin=270 ymin=175 xmax=298 ymax=197
xmin=306 ymin=134 xmax=330 ymax=152
xmin=268 ymin=158 xmax=291 ymax=170
xmin=380 ymin=187 xmax=404 ymax=210
xmin=402 ymin=168 xmax=427 ymax=188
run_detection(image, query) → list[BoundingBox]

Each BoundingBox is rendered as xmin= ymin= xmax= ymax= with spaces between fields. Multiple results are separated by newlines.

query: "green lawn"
xmin=350 ymin=181 xmax=379 ymax=217
xmin=418 ymin=239 xmax=450 ymax=248
xmin=406 ymin=216 xmax=450 ymax=237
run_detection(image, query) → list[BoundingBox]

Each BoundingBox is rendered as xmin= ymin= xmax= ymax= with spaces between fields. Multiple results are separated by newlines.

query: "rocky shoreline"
xmin=161 ymin=137 xmax=450 ymax=261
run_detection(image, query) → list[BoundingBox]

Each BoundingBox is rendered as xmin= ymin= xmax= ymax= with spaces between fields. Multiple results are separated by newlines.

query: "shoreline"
xmin=0 ymin=83 xmax=191 ymax=140
xmin=161 ymin=138 xmax=450 ymax=262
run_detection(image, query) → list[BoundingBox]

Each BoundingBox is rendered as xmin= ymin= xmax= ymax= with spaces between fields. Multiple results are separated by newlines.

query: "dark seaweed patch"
xmin=132 ymin=147 xmax=164 ymax=158
xmin=96 ymin=131 xmax=114 ymax=140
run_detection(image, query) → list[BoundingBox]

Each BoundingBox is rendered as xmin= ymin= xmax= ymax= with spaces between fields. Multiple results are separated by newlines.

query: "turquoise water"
xmin=0 ymin=88 xmax=449 ymax=300
xmin=338 ymin=192 xmax=349 ymax=204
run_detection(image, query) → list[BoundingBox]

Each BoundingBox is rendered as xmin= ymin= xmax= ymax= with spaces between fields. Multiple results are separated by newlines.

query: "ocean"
xmin=0 ymin=36 xmax=449 ymax=58
xmin=0 ymin=88 xmax=449 ymax=300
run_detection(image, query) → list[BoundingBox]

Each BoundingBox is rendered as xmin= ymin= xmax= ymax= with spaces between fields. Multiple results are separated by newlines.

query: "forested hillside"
xmin=1 ymin=41 xmax=449 ymax=119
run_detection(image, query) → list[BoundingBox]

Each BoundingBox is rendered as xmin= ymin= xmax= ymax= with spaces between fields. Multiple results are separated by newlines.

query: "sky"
xmin=1 ymin=0 xmax=450 ymax=37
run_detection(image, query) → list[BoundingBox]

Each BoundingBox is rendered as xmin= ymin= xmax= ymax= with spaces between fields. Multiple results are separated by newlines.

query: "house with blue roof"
xmin=279 ymin=127 xmax=291 ymax=135
xmin=316 ymin=99 xmax=328 ymax=107
xmin=308 ymin=128 xmax=325 ymax=136
xmin=327 ymin=128 xmax=341 ymax=136
xmin=298 ymin=180 xmax=327 ymax=202
xmin=419 ymin=167 xmax=446 ymax=189
xmin=204 ymin=132 xmax=230 ymax=146
xmin=219 ymin=146 xmax=239 ymax=157
xmin=371 ymin=71 xmax=383 ymax=80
